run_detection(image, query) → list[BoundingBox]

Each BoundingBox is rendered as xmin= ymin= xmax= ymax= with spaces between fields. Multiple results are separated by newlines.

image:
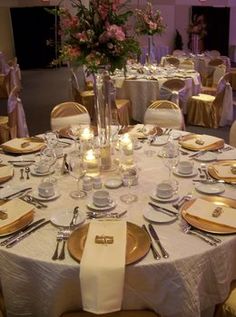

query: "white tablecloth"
xmin=0 ymin=132 xmax=236 ymax=317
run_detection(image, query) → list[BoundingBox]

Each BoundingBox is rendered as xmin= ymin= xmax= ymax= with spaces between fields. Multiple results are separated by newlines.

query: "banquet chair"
xmin=201 ymin=64 xmax=226 ymax=96
xmin=229 ymin=120 xmax=236 ymax=147
xmin=186 ymin=81 xmax=233 ymax=128
xmin=164 ymin=56 xmax=180 ymax=68
xmin=70 ymin=69 xmax=131 ymax=126
xmin=61 ymin=309 xmax=160 ymax=317
xmin=161 ymin=78 xmax=185 ymax=107
xmin=50 ymin=102 xmax=91 ymax=131
xmin=179 ymin=59 xmax=195 ymax=70
xmin=144 ymin=100 xmax=185 ymax=130
xmin=203 ymin=58 xmax=224 ymax=87
xmin=214 ymin=280 xmax=236 ymax=317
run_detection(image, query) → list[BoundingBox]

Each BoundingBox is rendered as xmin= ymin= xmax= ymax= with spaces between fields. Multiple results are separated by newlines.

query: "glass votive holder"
xmin=83 ymin=149 xmax=100 ymax=177
xmin=80 ymin=127 xmax=94 ymax=153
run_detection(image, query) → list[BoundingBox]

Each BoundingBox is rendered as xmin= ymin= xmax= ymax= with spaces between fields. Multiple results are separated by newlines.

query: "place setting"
xmin=1 ymin=137 xmax=45 ymax=154
xmin=86 ymin=190 xmax=117 ymax=212
xmin=31 ymin=177 xmax=60 ymax=202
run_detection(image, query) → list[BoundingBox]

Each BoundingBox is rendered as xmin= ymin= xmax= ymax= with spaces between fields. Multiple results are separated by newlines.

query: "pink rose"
xmin=106 ymin=24 xmax=125 ymax=41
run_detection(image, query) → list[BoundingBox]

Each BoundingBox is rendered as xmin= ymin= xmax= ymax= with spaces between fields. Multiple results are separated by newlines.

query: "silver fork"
xmin=58 ymin=230 xmax=71 ymax=260
xmin=172 ymin=193 xmax=193 ymax=209
xmin=87 ymin=210 xmax=127 ymax=219
xmin=52 ymin=231 xmax=64 ymax=260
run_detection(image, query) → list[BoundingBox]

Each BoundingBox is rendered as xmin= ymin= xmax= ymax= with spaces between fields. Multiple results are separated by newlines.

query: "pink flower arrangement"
xmin=135 ymin=2 xmax=166 ymax=36
xmin=58 ymin=0 xmax=140 ymax=73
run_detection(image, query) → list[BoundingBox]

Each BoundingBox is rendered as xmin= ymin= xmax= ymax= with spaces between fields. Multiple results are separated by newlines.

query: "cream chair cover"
xmin=187 ymin=80 xmax=233 ymax=128
xmin=179 ymin=59 xmax=195 ymax=70
xmin=229 ymin=121 xmax=236 ymax=147
xmin=51 ymin=102 xmax=91 ymax=131
xmin=201 ymin=64 xmax=226 ymax=96
xmin=144 ymin=100 xmax=184 ymax=130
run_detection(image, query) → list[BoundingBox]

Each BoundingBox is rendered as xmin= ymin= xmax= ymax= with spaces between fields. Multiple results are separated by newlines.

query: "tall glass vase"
xmin=93 ymin=69 xmax=116 ymax=171
xmin=146 ymin=35 xmax=154 ymax=64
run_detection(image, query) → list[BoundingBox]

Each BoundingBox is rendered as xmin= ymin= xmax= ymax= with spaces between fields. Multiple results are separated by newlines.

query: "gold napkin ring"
xmin=195 ymin=138 xmax=205 ymax=145
xmin=21 ymin=142 xmax=30 ymax=148
xmin=212 ymin=207 xmax=223 ymax=218
xmin=0 ymin=210 xmax=8 ymax=220
xmin=231 ymin=166 xmax=236 ymax=174
xmin=95 ymin=235 xmax=114 ymax=245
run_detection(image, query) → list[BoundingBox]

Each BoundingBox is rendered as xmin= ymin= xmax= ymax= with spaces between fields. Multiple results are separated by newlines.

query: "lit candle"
xmin=80 ymin=127 xmax=94 ymax=141
xmin=120 ymin=133 xmax=133 ymax=155
xmin=84 ymin=149 xmax=100 ymax=176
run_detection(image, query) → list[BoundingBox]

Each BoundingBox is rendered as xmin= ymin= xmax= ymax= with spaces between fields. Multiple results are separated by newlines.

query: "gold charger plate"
xmin=181 ymin=196 xmax=236 ymax=234
xmin=0 ymin=164 xmax=14 ymax=184
xmin=0 ymin=210 xmax=34 ymax=236
xmin=208 ymin=160 xmax=236 ymax=183
xmin=179 ymin=134 xmax=224 ymax=151
xmin=2 ymin=137 xmax=45 ymax=154
xmin=67 ymin=222 xmax=151 ymax=265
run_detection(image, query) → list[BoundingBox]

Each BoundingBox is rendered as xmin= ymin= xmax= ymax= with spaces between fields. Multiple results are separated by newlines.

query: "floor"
xmin=1 ymin=66 xmax=234 ymax=143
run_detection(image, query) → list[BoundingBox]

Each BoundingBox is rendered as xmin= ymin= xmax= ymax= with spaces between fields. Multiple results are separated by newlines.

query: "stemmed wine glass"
xmin=68 ymin=125 xmax=81 ymax=153
xmin=40 ymin=147 xmax=57 ymax=175
xmin=161 ymin=141 xmax=179 ymax=193
xmin=120 ymin=165 xmax=138 ymax=204
xmin=67 ymin=151 xmax=87 ymax=199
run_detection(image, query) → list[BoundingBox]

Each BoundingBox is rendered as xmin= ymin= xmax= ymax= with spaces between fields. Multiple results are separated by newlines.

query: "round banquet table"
xmin=114 ymin=71 xmax=201 ymax=122
xmin=0 ymin=130 xmax=236 ymax=317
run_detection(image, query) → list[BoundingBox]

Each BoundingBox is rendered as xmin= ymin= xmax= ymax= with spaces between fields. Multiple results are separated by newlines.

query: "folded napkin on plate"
xmin=181 ymin=134 xmax=223 ymax=150
xmin=128 ymin=124 xmax=155 ymax=138
xmin=186 ymin=198 xmax=236 ymax=229
xmin=217 ymin=149 xmax=236 ymax=160
xmin=2 ymin=138 xmax=44 ymax=153
xmin=80 ymin=220 xmax=127 ymax=314
xmin=0 ymin=185 xmax=31 ymax=200
xmin=212 ymin=165 xmax=236 ymax=178
xmin=0 ymin=198 xmax=34 ymax=234
xmin=0 ymin=165 xmax=13 ymax=179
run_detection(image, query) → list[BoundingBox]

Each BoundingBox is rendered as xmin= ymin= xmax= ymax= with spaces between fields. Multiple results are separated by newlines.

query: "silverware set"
xmin=86 ymin=210 xmax=127 ymax=219
xmin=20 ymin=194 xmax=47 ymax=209
xmin=19 ymin=167 xmax=31 ymax=180
xmin=52 ymin=229 xmax=71 ymax=261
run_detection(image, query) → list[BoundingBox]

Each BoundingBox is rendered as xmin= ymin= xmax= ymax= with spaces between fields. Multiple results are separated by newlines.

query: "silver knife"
xmin=148 ymin=224 xmax=169 ymax=258
xmin=3 ymin=187 xmax=32 ymax=200
xmin=142 ymin=225 xmax=161 ymax=260
xmin=148 ymin=202 xmax=178 ymax=217
xmin=6 ymin=220 xmax=50 ymax=248
xmin=0 ymin=218 xmax=46 ymax=246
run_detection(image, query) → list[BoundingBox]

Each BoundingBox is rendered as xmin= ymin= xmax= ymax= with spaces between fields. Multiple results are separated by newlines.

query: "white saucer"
xmin=195 ymin=182 xmax=225 ymax=195
xmin=173 ymin=168 xmax=198 ymax=178
xmin=104 ymin=178 xmax=123 ymax=189
xmin=150 ymin=191 xmax=179 ymax=203
xmin=194 ymin=152 xmax=217 ymax=162
xmin=143 ymin=207 xmax=178 ymax=224
xmin=151 ymin=135 xmax=169 ymax=146
xmin=87 ymin=200 xmax=117 ymax=211
xmin=31 ymin=168 xmax=55 ymax=177
xmin=31 ymin=190 xmax=60 ymax=201
xmin=50 ymin=208 xmax=86 ymax=228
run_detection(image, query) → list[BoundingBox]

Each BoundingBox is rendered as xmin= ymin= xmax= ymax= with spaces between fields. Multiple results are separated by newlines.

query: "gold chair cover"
xmin=51 ymin=102 xmax=91 ymax=131
xmin=229 ymin=121 xmax=236 ymax=147
xmin=214 ymin=280 xmax=236 ymax=317
xmin=201 ymin=64 xmax=226 ymax=95
xmin=179 ymin=59 xmax=195 ymax=70
xmin=164 ymin=56 xmax=180 ymax=68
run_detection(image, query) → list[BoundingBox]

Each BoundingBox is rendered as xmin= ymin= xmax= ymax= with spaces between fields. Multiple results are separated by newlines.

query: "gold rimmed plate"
xmin=67 ymin=222 xmax=151 ymax=265
xmin=2 ymin=137 xmax=45 ymax=154
xmin=208 ymin=160 xmax=236 ymax=183
xmin=181 ymin=196 xmax=236 ymax=234
xmin=179 ymin=134 xmax=224 ymax=151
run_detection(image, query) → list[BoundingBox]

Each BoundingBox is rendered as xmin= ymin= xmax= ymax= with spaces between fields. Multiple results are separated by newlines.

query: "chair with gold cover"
xmin=214 ymin=280 xmax=236 ymax=317
xmin=161 ymin=78 xmax=186 ymax=107
xmin=201 ymin=64 xmax=226 ymax=96
xmin=50 ymin=102 xmax=91 ymax=131
xmin=70 ymin=68 xmax=131 ymax=127
xmin=144 ymin=100 xmax=185 ymax=130
xmin=179 ymin=59 xmax=195 ymax=70
xmin=60 ymin=310 xmax=160 ymax=317
xmin=187 ymin=80 xmax=233 ymax=128
xmin=229 ymin=121 xmax=236 ymax=147
xmin=203 ymin=58 xmax=224 ymax=87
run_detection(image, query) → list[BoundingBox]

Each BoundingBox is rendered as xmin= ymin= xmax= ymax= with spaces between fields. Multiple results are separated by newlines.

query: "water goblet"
xmin=161 ymin=141 xmax=179 ymax=192
xmin=68 ymin=125 xmax=81 ymax=153
xmin=120 ymin=165 xmax=138 ymax=204
xmin=67 ymin=151 xmax=87 ymax=199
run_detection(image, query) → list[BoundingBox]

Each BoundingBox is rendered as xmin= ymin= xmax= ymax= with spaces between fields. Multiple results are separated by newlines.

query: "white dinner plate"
xmin=195 ymin=182 xmax=225 ymax=195
xmin=173 ymin=168 xmax=198 ymax=178
xmin=194 ymin=152 xmax=217 ymax=162
xmin=104 ymin=178 xmax=123 ymax=189
xmin=143 ymin=207 xmax=178 ymax=224
xmin=50 ymin=208 xmax=86 ymax=228
xmin=151 ymin=135 xmax=169 ymax=146
xmin=30 ymin=168 xmax=55 ymax=177
xmin=87 ymin=200 xmax=117 ymax=211
xmin=150 ymin=191 xmax=179 ymax=203
xmin=31 ymin=190 xmax=61 ymax=201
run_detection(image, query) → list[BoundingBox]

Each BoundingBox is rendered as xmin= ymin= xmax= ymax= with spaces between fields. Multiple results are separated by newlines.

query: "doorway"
xmin=10 ymin=6 xmax=59 ymax=69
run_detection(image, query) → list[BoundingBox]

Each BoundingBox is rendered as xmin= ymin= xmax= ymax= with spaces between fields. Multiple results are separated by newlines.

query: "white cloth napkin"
xmin=2 ymin=138 xmax=43 ymax=152
xmin=217 ymin=149 xmax=236 ymax=160
xmin=0 ymin=165 xmax=13 ymax=179
xmin=186 ymin=198 xmax=236 ymax=229
xmin=80 ymin=220 xmax=127 ymax=314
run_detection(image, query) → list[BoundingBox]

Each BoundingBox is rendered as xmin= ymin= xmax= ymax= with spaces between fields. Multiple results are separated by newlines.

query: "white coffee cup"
xmin=35 ymin=162 xmax=49 ymax=174
xmin=178 ymin=161 xmax=194 ymax=175
xmin=93 ymin=190 xmax=112 ymax=207
xmin=156 ymin=181 xmax=173 ymax=198
xmin=38 ymin=181 xmax=55 ymax=198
